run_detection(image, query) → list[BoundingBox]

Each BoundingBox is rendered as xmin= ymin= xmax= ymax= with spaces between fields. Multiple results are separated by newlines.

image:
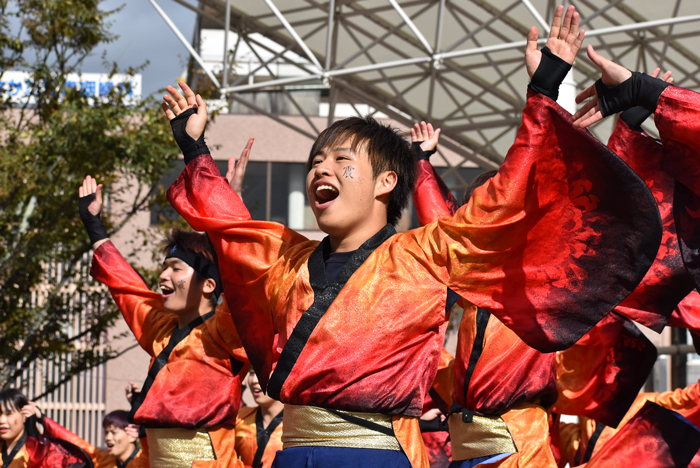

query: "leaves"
xmin=0 ymin=0 xmax=180 ymax=392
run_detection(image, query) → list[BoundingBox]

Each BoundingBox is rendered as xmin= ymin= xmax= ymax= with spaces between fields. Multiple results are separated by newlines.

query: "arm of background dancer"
xmin=557 ymin=422 xmax=582 ymax=468
xmin=650 ymin=380 xmax=700 ymax=419
xmin=668 ymin=291 xmax=700 ymax=337
xmin=41 ymin=417 xmax=102 ymax=463
xmin=90 ymin=241 xmax=174 ymax=356
xmin=430 ymin=348 xmax=455 ymax=409
xmin=413 ymin=159 xmax=458 ymax=225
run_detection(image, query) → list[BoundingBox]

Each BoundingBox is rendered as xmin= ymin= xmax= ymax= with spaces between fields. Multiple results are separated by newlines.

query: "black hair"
xmin=307 ymin=116 xmax=416 ymax=226
xmin=161 ymin=228 xmax=219 ymax=306
xmin=462 ymin=170 xmax=498 ymax=205
xmin=0 ymin=389 xmax=28 ymax=413
xmin=102 ymin=410 xmax=130 ymax=431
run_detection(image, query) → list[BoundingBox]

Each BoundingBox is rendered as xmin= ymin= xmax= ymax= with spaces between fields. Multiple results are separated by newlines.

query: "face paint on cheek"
xmin=176 ymin=280 xmax=186 ymax=290
xmin=343 ymin=166 xmax=355 ymax=179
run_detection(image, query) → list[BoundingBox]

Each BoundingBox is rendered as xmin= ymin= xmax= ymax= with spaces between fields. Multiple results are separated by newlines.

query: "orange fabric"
xmin=90 ymin=241 xmax=248 ymax=468
xmin=393 ymin=415 xmax=430 ymax=468
xmin=454 ymin=300 xmax=557 ymax=414
xmin=584 ymin=401 xmax=700 ymax=467
xmin=234 ymin=406 xmax=283 ymax=468
xmin=412 ymin=161 xmax=557 ymax=416
xmin=430 ymin=348 xmax=455 ymax=410
xmin=167 ymin=92 xmax=660 ymax=423
xmin=90 ymin=241 xmax=248 ymax=431
xmin=207 ymin=426 xmax=245 ymax=468
xmin=591 ymin=380 xmax=700 ymax=457
xmin=478 ymin=404 xmax=556 ymax=468
xmin=41 ymin=416 xmax=147 ymax=468
xmin=5 ymin=444 xmax=30 ymax=468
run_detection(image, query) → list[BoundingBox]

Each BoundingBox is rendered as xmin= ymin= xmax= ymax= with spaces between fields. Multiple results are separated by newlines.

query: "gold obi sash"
xmin=448 ymin=411 xmax=518 ymax=461
xmin=146 ymin=428 xmax=216 ymax=468
xmin=282 ymin=404 xmax=401 ymax=451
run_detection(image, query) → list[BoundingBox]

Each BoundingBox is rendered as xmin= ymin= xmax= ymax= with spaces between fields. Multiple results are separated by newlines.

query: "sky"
xmin=81 ymin=0 xmax=198 ymax=97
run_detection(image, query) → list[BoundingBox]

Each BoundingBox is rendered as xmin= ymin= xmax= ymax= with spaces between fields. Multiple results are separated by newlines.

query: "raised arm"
xmin=78 ymin=176 xmax=175 ymax=356
xmin=410 ymin=121 xmax=459 ymax=224
xmin=162 ymin=82 xmax=312 ymax=389
xmin=404 ymin=8 xmax=661 ymax=352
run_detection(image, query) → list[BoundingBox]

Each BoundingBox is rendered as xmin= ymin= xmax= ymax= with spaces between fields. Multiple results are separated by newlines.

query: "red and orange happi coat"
xmin=556 ymin=382 xmax=700 ymax=467
xmin=90 ymin=242 xmax=249 ymax=466
xmin=168 ymin=91 xmax=661 ymax=467
xmin=413 ymin=139 xmax=559 ymax=467
xmin=234 ymin=406 xmax=284 ymax=468
xmin=41 ymin=417 xmax=148 ymax=468
xmin=4 ymin=432 xmax=91 ymax=468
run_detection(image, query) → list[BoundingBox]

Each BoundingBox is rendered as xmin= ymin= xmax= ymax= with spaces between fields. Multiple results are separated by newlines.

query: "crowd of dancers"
xmin=3 ymin=4 xmax=700 ymax=468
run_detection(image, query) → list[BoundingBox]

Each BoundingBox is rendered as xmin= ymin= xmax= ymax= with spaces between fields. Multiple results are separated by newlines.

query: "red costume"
xmin=234 ymin=406 xmax=284 ymax=468
xmin=40 ymin=417 xmax=148 ymax=468
xmin=412 ymin=145 xmax=558 ymax=466
xmin=557 ymin=382 xmax=700 ymax=467
xmin=90 ymin=241 xmax=248 ymax=468
xmin=168 ymin=91 xmax=661 ymax=467
xmin=2 ymin=432 xmax=91 ymax=468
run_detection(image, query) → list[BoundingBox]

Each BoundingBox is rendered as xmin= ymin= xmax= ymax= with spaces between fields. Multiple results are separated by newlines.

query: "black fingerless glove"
xmin=419 ymin=417 xmax=446 ymax=433
xmin=528 ymin=47 xmax=572 ymax=101
xmin=412 ymin=141 xmax=437 ymax=161
xmin=595 ymin=71 xmax=670 ymax=117
xmin=79 ymin=194 xmax=108 ymax=245
xmin=169 ymin=108 xmax=210 ymax=164
xmin=619 ymin=106 xmax=652 ymax=131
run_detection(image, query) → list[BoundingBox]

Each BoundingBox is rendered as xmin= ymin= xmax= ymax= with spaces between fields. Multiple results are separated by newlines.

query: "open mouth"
xmin=315 ymin=184 xmax=339 ymax=207
xmin=160 ymin=285 xmax=174 ymax=297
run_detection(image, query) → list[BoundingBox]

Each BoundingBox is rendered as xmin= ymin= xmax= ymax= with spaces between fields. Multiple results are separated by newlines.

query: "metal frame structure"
xmin=152 ymin=0 xmax=700 ymax=184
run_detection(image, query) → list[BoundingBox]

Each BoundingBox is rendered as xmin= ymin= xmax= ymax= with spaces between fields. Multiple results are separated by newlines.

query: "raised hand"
xmin=572 ymin=48 xmax=674 ymax=129
xmin=78 ymin=175 xmax=103 ymax=216
xmin=525 ymin=5 xmax=585 ymax=79
xmin=226 ymin=138 xmax=254 ymax=197
xmin=124 ymin=424 xmax=140 ymax=440
xmin=161 ymin=81 xmax=208 ymax=141
xmin=410 ymin=121 xmax=441 ymax=153
xmin=125 ymin=381 xmax=140 ymax=404
xmin=20 ymin=402 xmax=41 ymax=419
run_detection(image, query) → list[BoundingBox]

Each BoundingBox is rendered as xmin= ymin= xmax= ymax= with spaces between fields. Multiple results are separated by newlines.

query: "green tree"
xmin=0 ymin=0 xmax=180 ymax=396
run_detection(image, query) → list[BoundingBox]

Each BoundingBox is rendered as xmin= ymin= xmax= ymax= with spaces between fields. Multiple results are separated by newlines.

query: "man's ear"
xmin=202 ymin=278 xmax=216 ymax=295
xmin=375 ymin=171 xmax=397 ymax=198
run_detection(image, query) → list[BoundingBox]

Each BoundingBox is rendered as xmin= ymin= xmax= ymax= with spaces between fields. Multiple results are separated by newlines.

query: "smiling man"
xmin=162 ymin=6 xmax=662 ymax=467
xmin=77 ymin=175 xmax=248 ymax=468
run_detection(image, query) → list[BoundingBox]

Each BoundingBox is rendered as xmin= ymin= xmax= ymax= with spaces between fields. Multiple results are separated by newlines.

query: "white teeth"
xmin=161 ymin=286 xmax=174 ymax=295
xmin=316 ymin=184 xmax=337 ymax=194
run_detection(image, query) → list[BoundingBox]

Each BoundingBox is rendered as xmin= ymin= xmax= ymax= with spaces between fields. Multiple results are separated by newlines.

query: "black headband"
xmin=165 ymin=245 xmax=223 ymax=299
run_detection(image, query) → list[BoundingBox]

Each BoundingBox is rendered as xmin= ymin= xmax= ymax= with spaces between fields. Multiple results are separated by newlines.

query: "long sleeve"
xmin=413 ymin=159 xmax=460 ymax=224
xmin=585 ymin=401 xmax=700 ymax=468
xmin=90 ymin=240 xmax=176 ymax=357
xmin=41 ymin=417 xmax=115 ymax=468
xmin=668 ymin=290 xmax=700 ymax=335
xmin=404 ymin=91 xmax=662 ymax=352
xmin=552 ymin=312 xmax=657 ymax=427
xmin=606 ymin=118 xmax=695 ymax=331
xmin=167 ymin=154 xmax=313 ymax=389
xmin=655 ymin=85 xmax=700 ymax=197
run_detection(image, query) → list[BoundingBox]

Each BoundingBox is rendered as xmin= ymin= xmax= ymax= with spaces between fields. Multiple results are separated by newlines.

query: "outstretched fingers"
xmin=549 ymin=5 xmax=564 ymax=39
xmin=178 ymin=81 xmax=197 ymax=108
xmin=165 ymin=85 xmax=188 ymax=113
xmin=161 ymin=102 xmax=176 ymax=120
xmin=558 ymin=5 xmax=575 ymax=41
xmin=526 ymin=26 xmax=539 ymax=54
xmin=575 ymin=83 xmax=596 ymax=104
